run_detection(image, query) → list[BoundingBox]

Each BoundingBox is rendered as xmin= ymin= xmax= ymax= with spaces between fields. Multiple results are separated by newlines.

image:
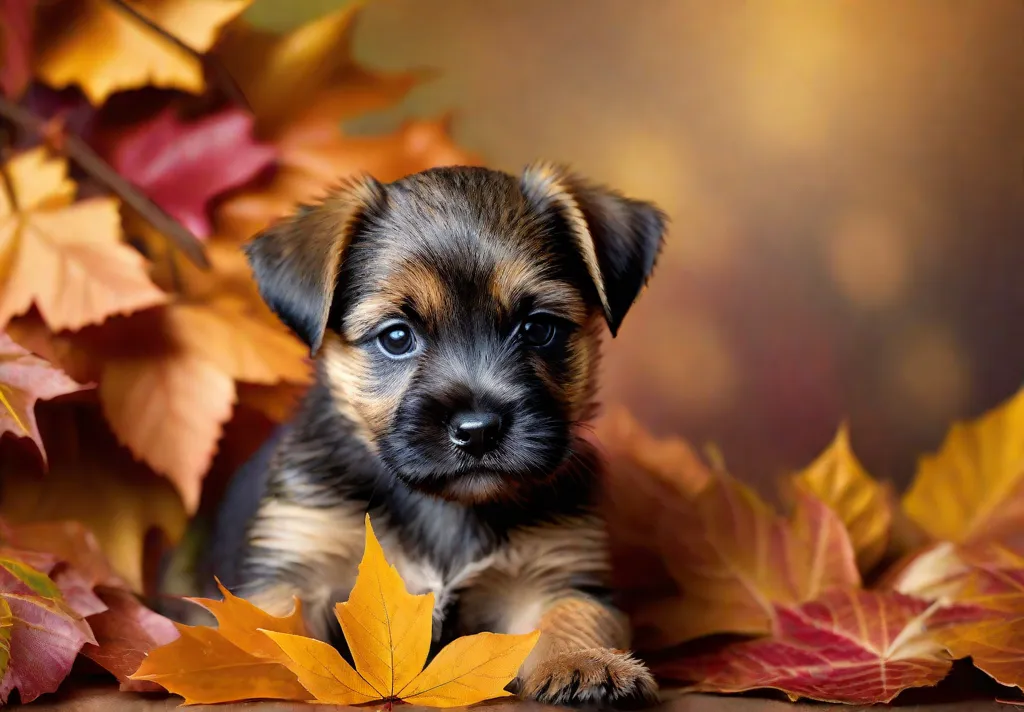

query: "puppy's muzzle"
xmin=448 ymin=410 xmax=506 ymax=459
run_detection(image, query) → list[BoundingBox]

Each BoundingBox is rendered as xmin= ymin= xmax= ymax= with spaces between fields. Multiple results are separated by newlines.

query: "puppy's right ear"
xmin=243 ymin=175 xmax=386 ymax=356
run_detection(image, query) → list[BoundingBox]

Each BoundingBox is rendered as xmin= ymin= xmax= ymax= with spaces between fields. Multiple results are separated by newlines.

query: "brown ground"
xmin=29 ymin=686 xmax=1010 ymax=712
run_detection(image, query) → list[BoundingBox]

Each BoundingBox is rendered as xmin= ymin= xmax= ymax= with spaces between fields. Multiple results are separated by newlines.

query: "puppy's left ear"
xmin=521 ymin=161 xmax=668 ymax=336
xmin=243 ymin=175 xmax=386 ymax=356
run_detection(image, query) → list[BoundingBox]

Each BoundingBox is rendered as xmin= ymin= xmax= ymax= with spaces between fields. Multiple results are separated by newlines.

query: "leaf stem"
xmin=0 ymin=94 xmax=209 ymax=269
xmin=0 ymin=124 xmax=19 ymax=211
xmin=105 ymin=0 xmax=251 ymax=112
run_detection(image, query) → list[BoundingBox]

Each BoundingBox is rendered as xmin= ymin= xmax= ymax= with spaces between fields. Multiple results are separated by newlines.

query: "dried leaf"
xmin=903 ymin=385 xmax=1024 ymax=545
xmin=266 ymin=516 xmax=539 ymax=707
xmin=35 ymin=0 xmax=250 ymax=104
xmin=108 ymin=107 xmax=275 ymax=239
xmin=793 ymin=423 xmax=892 ymax=572
xmin=131 ymin=625 xmax=311 ymax=704
xmin=0 ymin=553 xmax=95 ymax=704
xmin=657 ymin=590 xmax=989 ymax=704
xmin=643 ymin=473 xmax=860 ymax=647
xmin=0 ymin=331 xmax=91 ymax=464
xmin=0 ymin=520 xmax=126 ymax=590
xmin=217 ymin=117 xmax=479 ymax=240
xmin=99 ymin=290 xmax=309 ymax=511
xmin=130 ymin=579 xmax=310 ymax=704
xmin=0 ymin=148 xmax=167 ymax=331
xmin=0 ymin=403 xmax=188 ymax=592
xmin=0 ymin=0 xmax=35 ymax=98
xmin=101 ymin=349 xmax=236 ymax=513
xmin=215 ymin=2 xmax=422 ymax=136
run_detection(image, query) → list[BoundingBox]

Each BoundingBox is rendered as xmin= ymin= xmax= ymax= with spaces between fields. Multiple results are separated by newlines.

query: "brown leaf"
xmin=639 ymin=473 xmax=860 ymax=647
xmin=0 ymin=331 xmax=91 ymax=464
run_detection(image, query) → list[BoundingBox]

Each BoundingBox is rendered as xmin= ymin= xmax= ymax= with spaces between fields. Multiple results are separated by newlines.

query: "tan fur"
xmin=521 ymin=162 xmax=612 ymax=323
xmin=320 ymin=335 xmax=379 ymax=447
xmin=345 ymin=261 xmax=450 ymax=339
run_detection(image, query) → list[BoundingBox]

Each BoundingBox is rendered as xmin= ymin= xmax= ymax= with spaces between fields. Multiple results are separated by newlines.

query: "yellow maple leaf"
xmin=793 ymin=423 xmax=893 ymax=573
xmin=903 ymin=385 xmax=1024 ymax=545
xmin=215 ymin=1 xmax=422 ymax=137
xmin=264 ymin=516 xmax=540 ymax=707
xmin=0 ymin=148 xmax=167 ymax=331
xmin=35 ymin=0 xmax=250 ymax=104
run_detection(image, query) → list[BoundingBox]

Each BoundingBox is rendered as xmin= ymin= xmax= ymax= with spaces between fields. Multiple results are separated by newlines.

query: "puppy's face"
xmin=245 ymin=164 xmax=666 ymax=504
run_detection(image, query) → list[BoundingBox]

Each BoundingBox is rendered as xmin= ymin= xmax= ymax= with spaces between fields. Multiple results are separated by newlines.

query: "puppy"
xmin=211 ymin=162 xmax=667 ymax=707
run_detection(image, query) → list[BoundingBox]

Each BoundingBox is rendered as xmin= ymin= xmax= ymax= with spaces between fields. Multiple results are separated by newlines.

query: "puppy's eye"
xmin=377 ymin=322 xmax=417 ymax=358
xmin=519 ymin=316 xmax=557 ymax=348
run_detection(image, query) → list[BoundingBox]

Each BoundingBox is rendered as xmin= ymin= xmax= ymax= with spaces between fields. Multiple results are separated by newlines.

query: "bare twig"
xmin=0 ymin=95 xmax=209 ymax=268
xmin=106 ymin=0 xmax=252 ymax=112
xmin=0 ymin=123 xmax=19 ymax=211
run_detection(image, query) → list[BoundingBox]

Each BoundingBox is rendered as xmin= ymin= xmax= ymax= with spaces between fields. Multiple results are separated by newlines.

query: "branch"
xmin=0 ymin=123 xmax=19 ymax=212
xmin=0 ymin=95 xmax=209 ymax=269
xmin=106 ymin=0 xmax=252 ymax=112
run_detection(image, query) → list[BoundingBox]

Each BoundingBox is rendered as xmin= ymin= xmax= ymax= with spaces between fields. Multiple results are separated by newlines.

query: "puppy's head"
xmin=245 ymin=163 xmax=667 ymax=504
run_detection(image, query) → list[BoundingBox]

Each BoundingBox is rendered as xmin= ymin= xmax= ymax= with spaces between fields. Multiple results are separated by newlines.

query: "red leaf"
xmin=0 ymin=555 xmax=95 ymax=704
xmin=82 ymin=586 xmax=180 ymax=692
xmin=0 ymin=0 xmax=35 ymax=98
xmin=0 ymin=331 xmax=92 ymax=465
xmin=656 ymin=590 xmax=990 ymax=704
xmin=108 ymin=107 xmax=276 ymax=239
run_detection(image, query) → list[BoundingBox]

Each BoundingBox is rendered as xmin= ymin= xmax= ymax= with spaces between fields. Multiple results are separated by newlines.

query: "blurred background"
xmin=244 ymin=0 xmax=1024 ymax=494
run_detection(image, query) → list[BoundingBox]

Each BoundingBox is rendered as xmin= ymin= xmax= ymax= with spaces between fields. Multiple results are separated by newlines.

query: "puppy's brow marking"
xmin=345 ymin=261 xmax=449 ymax=339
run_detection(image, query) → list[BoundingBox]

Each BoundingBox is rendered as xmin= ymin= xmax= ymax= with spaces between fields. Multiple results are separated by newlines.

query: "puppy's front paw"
xmin=518 ymin=648 xmax=657 ymax=708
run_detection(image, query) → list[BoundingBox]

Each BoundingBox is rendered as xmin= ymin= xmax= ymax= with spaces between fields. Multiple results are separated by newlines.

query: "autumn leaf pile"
xmin=0 ymin=0 xmax=1023 ymax=708
xmin=597 ymin=384 xmax=1024 ymax=704
xmin=0 ymin=0 xmax=476 ymax=703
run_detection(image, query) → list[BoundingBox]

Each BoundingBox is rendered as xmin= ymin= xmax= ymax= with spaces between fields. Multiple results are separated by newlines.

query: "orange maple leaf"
xmin=0 ymin=330 xmax=90 ymax=464
xmin=130 ymin=580 xmax=310 ymax=705
xmin=35 ymin=0 xmax=250 ymax=104
xmin=0 ymin=148 xmax=167 ymax=331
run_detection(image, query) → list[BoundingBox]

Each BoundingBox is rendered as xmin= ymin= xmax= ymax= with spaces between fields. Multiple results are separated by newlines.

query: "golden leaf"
xmin=267 ymin=516 xmax=540 ymax=707
xmin=0 ymin=148 xmax=167 ymax=331
xmin=215 ymin=1 xmax=422 ymax=137
xmin=903 ymin=385 xmax=1024 ymax=545
xmin=793 ymin=423 xmax=892 ymax=572
xmin=36 ymin=0 xmax=250 ymax=104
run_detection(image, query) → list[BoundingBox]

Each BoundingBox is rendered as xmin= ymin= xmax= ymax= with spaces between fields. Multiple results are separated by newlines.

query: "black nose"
xmin=448 ymin=411 xmax=504 ymax=458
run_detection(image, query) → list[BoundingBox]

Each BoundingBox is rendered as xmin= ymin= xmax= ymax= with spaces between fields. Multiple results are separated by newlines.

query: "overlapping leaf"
xmin=0 ymin=404 xmax=188 ymax=592
xmin=35 ymin=0 xmax=250 ymax=103
xmin=0 ymin=551 xmax=96 ymax=703
xmin=0 ymin=331 xmax=91 ymax=464
xmin=0 ymin=148 xmax=167 ymax=331
xmin=638 ymin=471 xmax=860 ymax=647
xmin=130 ymin=580 xmax=310 ymax=704
xmin=657 ymin=590 xmax=990 ymax=704
xmin=793 ymin=424 xmax=892 ymax=572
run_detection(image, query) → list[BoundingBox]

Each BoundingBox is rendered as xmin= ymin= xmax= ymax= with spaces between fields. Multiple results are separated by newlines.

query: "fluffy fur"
xmin=208 ymin=163 xmax=667 ymax=707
